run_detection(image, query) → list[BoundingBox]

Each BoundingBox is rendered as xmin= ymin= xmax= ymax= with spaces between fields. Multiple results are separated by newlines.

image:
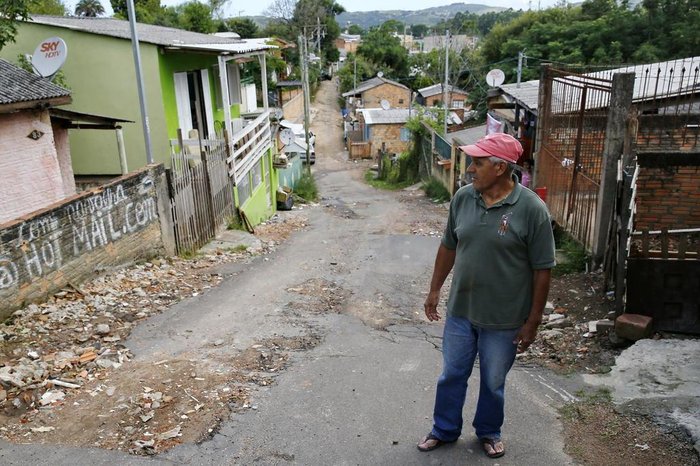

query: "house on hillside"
xmin=342 ymin=76 xmax=411 ymax=115
xmin=416 ymin=83 xmax=472 ymax=128
xmin=0 ymin=59 xmax=130 ymax=225
xmin=356 ymin=108 xmax=412 ymax=157
xmin=2 ymin=15 xmax=281 ymax=226
xmin=335 ymin=33 xmax=361 ymax=56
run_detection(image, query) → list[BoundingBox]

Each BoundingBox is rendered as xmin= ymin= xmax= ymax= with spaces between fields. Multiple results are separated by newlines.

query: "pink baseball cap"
xmin=459 ymin=133 xmax=523 ymax=164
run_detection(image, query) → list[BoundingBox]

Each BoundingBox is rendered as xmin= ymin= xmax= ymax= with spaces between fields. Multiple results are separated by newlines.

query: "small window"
xmin=400 ymin=127 xmax=411 ymax=142
xmin=453 ymin=100 xmax=464 ymax=108
xmin=398 ymin=99 xmax=404 ymax=104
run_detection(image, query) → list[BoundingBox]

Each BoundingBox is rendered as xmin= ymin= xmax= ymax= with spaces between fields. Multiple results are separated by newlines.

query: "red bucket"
xmin=535 ymin=187 xmax=548 ymax=203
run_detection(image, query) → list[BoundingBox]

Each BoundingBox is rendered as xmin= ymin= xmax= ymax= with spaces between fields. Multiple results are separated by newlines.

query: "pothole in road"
xmin=320 ymin=198 xmax=364 ymax=219
xmin=285 ymin=278 xmax=349 ymax=315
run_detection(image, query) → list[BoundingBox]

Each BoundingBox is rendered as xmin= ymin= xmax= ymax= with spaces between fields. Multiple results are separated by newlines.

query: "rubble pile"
xmin=518 ymin=272 xmax=619 ymax=373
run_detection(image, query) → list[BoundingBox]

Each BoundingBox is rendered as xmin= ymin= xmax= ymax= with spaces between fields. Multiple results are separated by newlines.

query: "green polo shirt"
xmin=442 ymin=179 xmax=556 ymax=329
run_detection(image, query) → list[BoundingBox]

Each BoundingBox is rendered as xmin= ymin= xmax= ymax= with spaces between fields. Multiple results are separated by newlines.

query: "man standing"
xmin=417 ymin=133 xmax=555 ymax=459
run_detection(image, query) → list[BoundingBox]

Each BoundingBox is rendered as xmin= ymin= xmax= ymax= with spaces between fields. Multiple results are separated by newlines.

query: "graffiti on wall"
xmin=0 ymin=175 xmax=158 ymax=294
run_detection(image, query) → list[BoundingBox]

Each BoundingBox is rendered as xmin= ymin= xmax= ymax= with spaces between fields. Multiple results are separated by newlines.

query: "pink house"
xmin=0 ymin=59 xmax=74 ymax=225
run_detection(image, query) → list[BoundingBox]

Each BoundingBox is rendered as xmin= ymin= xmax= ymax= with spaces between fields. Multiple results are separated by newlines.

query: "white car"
xmin=280 ymin=120 xmax=315 ymax=146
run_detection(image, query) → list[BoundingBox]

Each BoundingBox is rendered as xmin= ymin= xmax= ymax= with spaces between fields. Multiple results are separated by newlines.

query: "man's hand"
xmin=424 ymin=290 xmax=441 ymax=321
xmin=513 ymin=320 xmax=539 ymax=353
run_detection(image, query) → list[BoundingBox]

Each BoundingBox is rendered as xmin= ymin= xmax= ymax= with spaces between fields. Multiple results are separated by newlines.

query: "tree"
xmin=1 ymin=0 xmax=30 ymax=51
xmin=29 ymin=0 xmax=67 ymax=15
xmin=178 ymin=1 xmax=215 ymax=33
xmin=219 ymin=17 xmax=259 ymax=38
xmin=75 ymin=0 xmax=105 ymax=17
xmin=357 ymin=24 xmax=409 ymax=78
xmin=347 ymin=24 xmax=364 ymax=35
xmin=264 ymin=0 xmax=296 ymax=23
xmin=110 ymin=0 xmax=163 ymax=23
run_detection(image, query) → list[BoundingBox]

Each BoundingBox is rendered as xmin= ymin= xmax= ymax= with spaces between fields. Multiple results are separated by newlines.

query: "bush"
xmin=422 ymin=177 xmax=450 ymax=202
xmin=553 ymin=229 xmax=591 ymax=276
xmin=294 ymin=172 xmax=318 ymax=202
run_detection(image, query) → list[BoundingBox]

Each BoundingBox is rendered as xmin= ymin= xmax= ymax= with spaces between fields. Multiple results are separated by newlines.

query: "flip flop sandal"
xmin=417 ymin=432 xmax=456 ymax=452
xmin=480 ymin=437 xmax=505 ymax=458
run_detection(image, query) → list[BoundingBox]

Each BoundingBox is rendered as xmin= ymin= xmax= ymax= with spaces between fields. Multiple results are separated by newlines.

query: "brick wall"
xmin=634 ymin=153 xmax=700 ymax=231
xmin=371 ymin=124 xmax=410 ymax=155
xmin=0 ymin=111 xmax=71 ymax=224
xmin=0 ymin=165 xmax=173 ymax=318
xmin=362 ymin=83 xmax=411 ymax=109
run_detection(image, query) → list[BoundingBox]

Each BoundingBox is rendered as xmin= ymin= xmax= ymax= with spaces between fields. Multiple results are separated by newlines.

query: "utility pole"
xmin=299 ymin=35 xmax=312 ymax=175
xmin=443 ymin=29 xmax=450 ymax=136
xmin=517 ymin=51 xmax=524 ymax=88
xmin=316 ymin=17 xmax=322 ymax=56
xmin=126 ymin=0 xmax=153 ymax=164
xmin=353 ymin=56 xmax=357 ymax=91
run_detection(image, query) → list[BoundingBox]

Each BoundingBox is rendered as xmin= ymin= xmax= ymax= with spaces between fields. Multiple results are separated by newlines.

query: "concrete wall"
xmin=282 ymin=92 xmax=304 ymax=122
xmin=0 ymin=111 xmax=72 ymax=224
xmin=362 ymin=83 xmax=411 ymax=110
xmin=237 ymin=152 xmax=276 ymax=226
xmin=634 ymin=153 xmax=700 ymax=231
xmin=0 ymin=23 xmax=170 ymax=175
xmin=0 ymin=165 xmax=174 ymax=318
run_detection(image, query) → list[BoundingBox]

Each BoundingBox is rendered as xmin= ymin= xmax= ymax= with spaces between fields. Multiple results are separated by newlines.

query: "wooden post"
xmin=593 ymin=72 xmax=635 ymax=268
xmin=115 ymin=127 xmax=128 ymax=175
xmin=448 ymin=141 xmax=456 ymax=196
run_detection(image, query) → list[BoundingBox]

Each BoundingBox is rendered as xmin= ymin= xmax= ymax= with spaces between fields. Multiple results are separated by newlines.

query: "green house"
xmin=1 ymin=15 xmax=280 ymax=226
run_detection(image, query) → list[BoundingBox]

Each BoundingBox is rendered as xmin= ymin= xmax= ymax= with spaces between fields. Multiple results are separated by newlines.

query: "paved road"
xmin=0 ymin=81 xmax=579 ymax=465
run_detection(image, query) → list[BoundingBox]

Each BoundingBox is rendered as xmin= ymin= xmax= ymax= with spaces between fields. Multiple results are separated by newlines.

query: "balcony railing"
xmin=227 ymin=110 xmax=272 ymax=184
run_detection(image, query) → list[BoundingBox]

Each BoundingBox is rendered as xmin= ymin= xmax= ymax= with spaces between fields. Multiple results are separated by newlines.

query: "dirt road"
xmin=2 ymin=81 xmax=693 ymax=465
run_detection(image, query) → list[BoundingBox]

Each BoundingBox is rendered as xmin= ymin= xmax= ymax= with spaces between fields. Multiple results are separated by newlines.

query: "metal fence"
xmin=434 ymin=133 xmax=452 ymax=160
xmin=537 ymin=66 xmax=612 ymax=250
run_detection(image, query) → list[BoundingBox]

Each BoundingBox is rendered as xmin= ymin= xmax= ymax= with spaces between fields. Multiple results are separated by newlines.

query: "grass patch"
xmin=422 ymin=177 xmax=451 ymax=202
xmin=553 ymin=229 xmax=590 ymax=276
xmin=178 ymin=249 xmax=199 ymax=260
xmin=294 ymin=172 xmax=319 ymax=202
xmin=226 ymin=216 xmax=245 ymax=231
xmin=226 ymin=244 xmax=248 ymax=253
xmin=364 ymin=170 xmax=414 ymax=190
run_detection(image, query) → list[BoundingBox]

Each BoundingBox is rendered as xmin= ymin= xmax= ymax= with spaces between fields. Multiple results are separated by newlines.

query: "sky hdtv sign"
xmin=32 ymin=37 xmax=68 ymax=77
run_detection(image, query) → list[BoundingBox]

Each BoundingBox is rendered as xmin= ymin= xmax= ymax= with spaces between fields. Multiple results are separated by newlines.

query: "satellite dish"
xmin=485 ymin=68 xmax=505 ymax=87
xmin=380 ymin=99 xmax=391 ymax=110
xmin=279 ymin=128 xmax=295 ymax=146
xmin=377 ymin=71 xmax=384 ymax=78
xmin=32 ymin=37 xmax=68 ymax=78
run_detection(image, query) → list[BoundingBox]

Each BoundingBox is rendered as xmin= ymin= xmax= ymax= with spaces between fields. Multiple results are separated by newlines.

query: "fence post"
xmin=200 ymin=143 xmax=217 ymax=236
xmin=449 ymin=142 xmax=456 ymax=196
xmin=533 ymin=63 xmax=551 ymax=189
xmin=593 ymin=72 xmax=635 ymax=268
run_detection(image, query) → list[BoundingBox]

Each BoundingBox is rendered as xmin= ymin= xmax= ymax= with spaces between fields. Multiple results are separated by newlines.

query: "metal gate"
xmin=536 ymin=67 xmax=612 ymax=250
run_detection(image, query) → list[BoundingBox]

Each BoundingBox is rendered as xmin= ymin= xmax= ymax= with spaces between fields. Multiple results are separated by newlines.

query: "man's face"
xmin=467 ymin=157 xmax=504 ymax=192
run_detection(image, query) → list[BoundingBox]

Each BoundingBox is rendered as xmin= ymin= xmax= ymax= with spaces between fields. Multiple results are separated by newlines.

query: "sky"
xmin=60 ymin=0 xmax=560 ymax=19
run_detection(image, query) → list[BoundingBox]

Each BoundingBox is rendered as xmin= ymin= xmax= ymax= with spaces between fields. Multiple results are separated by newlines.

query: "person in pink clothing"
xmin=520 ymin=160 xmax=532 ymax=188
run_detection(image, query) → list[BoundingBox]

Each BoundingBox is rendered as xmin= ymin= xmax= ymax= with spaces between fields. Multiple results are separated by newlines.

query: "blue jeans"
xmin=431 ymin=315 xmax=519 ymax=442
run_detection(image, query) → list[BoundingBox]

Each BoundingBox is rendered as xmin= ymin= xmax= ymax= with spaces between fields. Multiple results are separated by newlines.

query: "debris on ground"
xmin=0 ymin=214 xmax=310 ymax=455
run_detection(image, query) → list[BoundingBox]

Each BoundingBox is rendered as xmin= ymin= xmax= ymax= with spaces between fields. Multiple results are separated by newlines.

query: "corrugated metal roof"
xmin=418 ymin=83 xmax=468 ymax=98
xmin=342 ymin=76 xmax=409 ymax=97
xmin=28 ymin=15 xmax=273 ymax=54
xmin=445 ymin=124 xmax=487 ymax=144
xmin=0 ymin=59 xmax=70 ymax=105
xmin=359 ymin=108 xmax=411 ymax=125
xmin=500 ymin=56 xmax=700 ymax=114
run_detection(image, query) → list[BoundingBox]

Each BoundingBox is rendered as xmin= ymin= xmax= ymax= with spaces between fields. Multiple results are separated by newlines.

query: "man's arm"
xmin=513 ymin=268 xmax=551 ymax=353
xmin=424 ymin=244 xmax=456 ymax=322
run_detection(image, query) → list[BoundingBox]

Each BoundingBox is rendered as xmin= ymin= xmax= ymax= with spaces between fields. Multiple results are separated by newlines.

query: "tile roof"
xmin=0 ymin=59 xmax=70 ymax=106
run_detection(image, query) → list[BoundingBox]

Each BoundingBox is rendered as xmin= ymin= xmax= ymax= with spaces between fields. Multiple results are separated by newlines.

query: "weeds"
xmin=553 ymin=229 xmax=590 ymax=276
xmin=226 ymin=245 xmax=248 ymax=253
xmin=226 ymin=216 xmax=245 ymax=231
xmin=294 ymin=172 xmax=318 ymax=202
xmin=364 ymin=170 xmax=414 ymax=190
xmin=422 ymin=177 xmax=451 ymax=202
